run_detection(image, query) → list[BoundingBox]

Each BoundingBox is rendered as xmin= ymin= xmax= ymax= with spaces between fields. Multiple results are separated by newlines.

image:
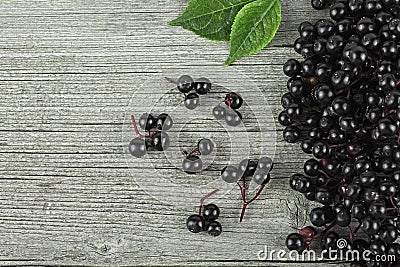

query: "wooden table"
xmin=0 ymin=0 xmax=349 ymax=266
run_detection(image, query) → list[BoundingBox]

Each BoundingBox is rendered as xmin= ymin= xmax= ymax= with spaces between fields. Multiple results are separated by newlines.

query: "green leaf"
xmin=169 ymin=0 xmax=255 ymax=42
xmin=225 ymin=0 xmax=282 ymax=65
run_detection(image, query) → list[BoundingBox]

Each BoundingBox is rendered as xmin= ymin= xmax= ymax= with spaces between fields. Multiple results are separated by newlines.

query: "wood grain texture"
xmin=0 ymin=0 xmax=352 ymax=266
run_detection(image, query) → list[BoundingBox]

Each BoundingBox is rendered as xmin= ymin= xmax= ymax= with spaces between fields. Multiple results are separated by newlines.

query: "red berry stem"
xmin=198 ymin=189 xmax=219 ymax=215
xmin=236 ymin=182 xmax=246 ymax=202
xmin=165 ymin=77 xmax=177 ymax=85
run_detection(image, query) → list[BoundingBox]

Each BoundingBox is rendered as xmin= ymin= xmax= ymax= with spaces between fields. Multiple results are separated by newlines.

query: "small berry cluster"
xmin=182 ymin=138 xmax=215 ymax=174
xmin=281 ymin=0 xmax=400 ymax=265
xmin=213 ymin=92 xmax=244 ymax=127
xmin=221 ymin=157 xmax=273 ymax=221
xmin=186 ymin=189 xmax=223 ymax=236
xmin=128 ymin=113 xmax=173 ymax=158
xmin=167 ymin=75 xmax=211 ymax=110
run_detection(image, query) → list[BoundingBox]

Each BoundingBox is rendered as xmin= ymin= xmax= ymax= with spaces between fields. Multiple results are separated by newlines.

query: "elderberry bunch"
xmin=174 ymin=75 xmax=212 ymax=110
xmin=213 ymin=92 xmax=244 ymax=127
xmin=187 ymin=201 xmax=223 ymax=237
xmin=281 ymin=0 xmax=400 ymax=265
xmin=128 ymin=113 xmax=173 ymax=158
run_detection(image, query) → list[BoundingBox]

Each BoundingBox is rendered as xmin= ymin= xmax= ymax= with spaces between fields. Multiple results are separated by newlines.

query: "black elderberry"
xmin=186 ymin=215 xmax=205 ymax=233
xmin=203 ymin=204 xmax=220 ymax=222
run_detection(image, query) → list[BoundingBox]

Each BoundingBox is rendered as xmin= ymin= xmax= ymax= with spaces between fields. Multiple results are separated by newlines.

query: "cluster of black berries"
xmin=213 ymin=92 xmax=244 ymax=127
xmin=182 ymin=138 xmax=215 ymax=174
xmin=186 ymin=203 xmax=222 ymax=237
xmin=281 ymin=0 xmax=400 ymax=265
xmin=128 ymin=113 xmax=173 ymax=158
xmin=172 ymin=75 xmax=211 ymax=110
xmin=221 ymin=157 xmax=273 ymax=221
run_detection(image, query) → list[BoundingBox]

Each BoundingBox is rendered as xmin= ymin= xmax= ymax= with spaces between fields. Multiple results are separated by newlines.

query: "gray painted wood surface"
xmin=0 ymin=0 xmax=351 ymax=266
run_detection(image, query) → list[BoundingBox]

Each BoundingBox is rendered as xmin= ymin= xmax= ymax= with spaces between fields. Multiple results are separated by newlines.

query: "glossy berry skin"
xmin=315 ymin=187 xmax=334 ymax=205
xmin=362 ymin=33 xmax=381 ymax=50
xmin=213 ymin=105 xmax=226 ymax=120
xmin=139 ymin=113 xmax=157 ymax=131
xmin=177 ymin=75 xmax=194 ymax=94
xmin=203 ymin=204 xmax=220 ymax=222
xmin=225 ymin=92 xmax=243 ymax=110
xmin=128 ymin=138 xmax=147 ymax=158
xmin=304 ymin=159 xmax=320 ymax=176
xmin=301 ymin=138 xmax=314 ymax=154
xmin=282 ymin=1 xmax=400 ymax=255
xmin=182 ymin=155 xmax=203 ymax=174
xmin=379 ymin=180 xmax=397 ymax=197
xmin=311 ymin=0 xmax=327 ymax=10
xmin=365 ymin=0 xmax=383 ymax=14
xmin=378 ymin=73 xmax=396 ymax=91
xmin=278 ymin=111 xmax=293 ymax=126
xmin=286 ymin=233 xmax=306 ymax=252
xmin=356 ymin=17 xmax=376 ymax=35
xmin=313 ymin=83 xmax=335 ymax=106
xmin=330 ymin=3 xmax=347 ymax=21
xmin=352 ymin=202 xmax=367 ymax=220
xmin=206 ymin=221 xmax=222 ymax=236
xmin=197 ymin=139 xmax=214 ymax=155
xmin=331 ymin=70 xmax=351 ymax=89
xmin=312 ymin=141 xmax=330 ymax=159
xmin=184 ymin=93 xmax=200 ymax=110
xmin=156 ymin=113 xmax=173 ymax=131
xmin=379 ymin=224 xmax=398 ymax=243
xmin=194 ymin=77 xmax=211 ymax=95
xmin=342 ymin=45 xmax=368 ymax=67
xmin=299 ymin=22 xmax=316 ymax=41
xmin=337 ymin=19 xmax=353 ymax=38
xmin=221 ymin=166 xmax=240 ymax=183
xmin=332 ymin=96 xmax=351 ymax=115
xmin=293 ymin=175 xmax=312 ymax=193
xmin=186 ymin=214 xmax=205 ymax=233
xmin=327 ymin=35 xmax=345 ymax=54
xmin=281 ymin=92 xmax=297 ymax=108
xmin=310 ymin=207 xmax=331 ymax=227
xmin=287 ymin=78 xmax=305 ymax=98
